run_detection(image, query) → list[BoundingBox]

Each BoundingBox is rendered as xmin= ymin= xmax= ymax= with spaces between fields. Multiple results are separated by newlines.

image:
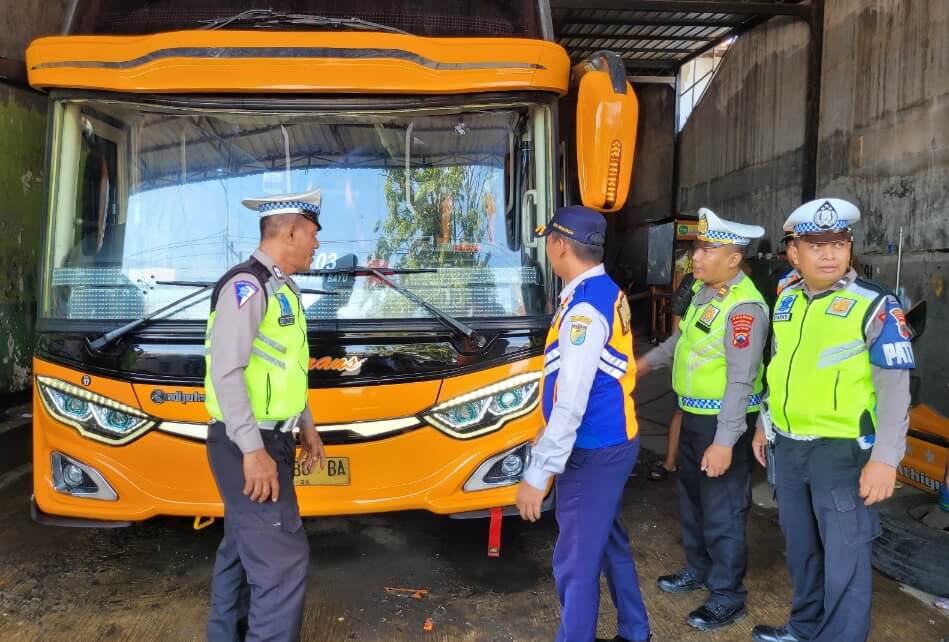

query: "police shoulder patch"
xmin=569 ymin=322 xmax=588 ymax=345
xmin=234 ymin=280 xmax=259 ymax=308
xmin=569 ymin=314 xmax=593 ymax=325
xmin=730 ymin=313 xmax=755 ymax=349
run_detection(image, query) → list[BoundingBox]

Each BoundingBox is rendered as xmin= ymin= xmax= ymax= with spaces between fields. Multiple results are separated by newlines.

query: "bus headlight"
xmin=38 ymin=376 xmax=155 ymax=445
xmin=424 ymin=372 xmax=541 ymax=439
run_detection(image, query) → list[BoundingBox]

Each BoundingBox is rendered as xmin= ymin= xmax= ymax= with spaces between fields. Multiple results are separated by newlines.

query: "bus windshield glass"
xmin=41 ymin=97 xmax=554 ymax=323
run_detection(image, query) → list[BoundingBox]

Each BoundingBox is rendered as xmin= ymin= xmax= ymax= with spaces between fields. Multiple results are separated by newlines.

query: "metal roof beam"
xmin=561 ymin=17 xmax=743 ymax=27
xmin=551 ymin=1 xmax=810 ymax=17
xmin=559 ymin=31 xmax=720 ymax=41
xmin=567 ymin=44 xmax=702 ymax=55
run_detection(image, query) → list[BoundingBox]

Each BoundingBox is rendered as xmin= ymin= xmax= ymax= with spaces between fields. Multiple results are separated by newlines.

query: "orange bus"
xmin=26 ymin=1 xmax=637 ymax=542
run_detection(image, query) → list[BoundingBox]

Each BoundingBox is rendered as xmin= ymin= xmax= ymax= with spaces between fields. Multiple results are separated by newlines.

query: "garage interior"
xmin=0 ymin=0 xmax=946 ymax=640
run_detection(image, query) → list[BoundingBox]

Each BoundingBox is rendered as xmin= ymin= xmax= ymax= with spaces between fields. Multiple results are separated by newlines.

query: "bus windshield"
xmin=41 ymin=97 xmax=554 ymax=323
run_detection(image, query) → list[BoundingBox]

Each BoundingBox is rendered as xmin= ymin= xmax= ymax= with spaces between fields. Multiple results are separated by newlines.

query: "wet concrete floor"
xmin=0 ymin=370 xmax=946 ymax=641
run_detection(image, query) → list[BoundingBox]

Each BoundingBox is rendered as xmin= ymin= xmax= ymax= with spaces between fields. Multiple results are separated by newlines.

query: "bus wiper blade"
xmin=157 ymin=280 xmax=337 ymax=296
xmin=200 ymin=9 xmax=409 ymax=35
xmin=86 ymin=280 xmax=337 ymax=351
xmin=87 ymin=283 xmax=213 ymax=351
xmin=307 ymin=266 xmax=486 ymax=349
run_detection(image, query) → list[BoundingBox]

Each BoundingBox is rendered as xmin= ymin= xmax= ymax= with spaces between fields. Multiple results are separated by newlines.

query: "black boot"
xmin=595 ymin=635 xmax=652 ymax=642
xmin=686 ymin=602 xmax=747 ymax=631
xmin=752 ymin=624 xmax=801 ymax=642
xmin=656 ymin=568 xmax=705 ymax=594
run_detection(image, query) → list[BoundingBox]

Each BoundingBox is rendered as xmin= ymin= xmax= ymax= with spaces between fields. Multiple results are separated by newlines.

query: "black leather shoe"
xmin=752 ymin=624 xmax=801 ymax=642
xmin=656 ymin=569 xmax=705 ymax=594
xmin=595 ymin=635 xmax=652 ymax=642
xmin=686 ymin=602 xmax=747 ymax=631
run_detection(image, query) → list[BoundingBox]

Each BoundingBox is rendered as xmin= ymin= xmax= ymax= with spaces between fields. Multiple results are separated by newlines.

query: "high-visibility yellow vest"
xmin=672 ymin=274 xmax=766 ymax=415
xmin=767 ymin=281 xmax=881 ymax=438
xmin=205 ymin=260 xmax=309 ymax=421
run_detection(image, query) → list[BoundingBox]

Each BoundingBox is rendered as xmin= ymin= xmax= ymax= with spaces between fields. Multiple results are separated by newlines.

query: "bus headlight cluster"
xmin=424 ymin=372 xmax=541 ymax=439
xmin=38 ymin=376 xmax=155 ymax=444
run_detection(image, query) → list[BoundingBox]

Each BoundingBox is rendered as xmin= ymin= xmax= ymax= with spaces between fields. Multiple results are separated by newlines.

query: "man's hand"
xmin=515 ymin=480 xmax=545 ymax=522
xmin=701 ymin=444 xmax=733 ymax=478
xmin=298 ymin=425 xmax=326 ymax=475
xmin=859 ymin=460 xmax=897 ymax=505
xmin=243 ymin=449 xmax=279 ymax=503
xmin=635 ymin=357 xmax=650 ymax=376
xmin=752 ymin=426 xmax=768 ymax=468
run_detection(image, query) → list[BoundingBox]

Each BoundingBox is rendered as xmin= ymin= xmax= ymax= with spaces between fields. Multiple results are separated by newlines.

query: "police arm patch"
xmin=869 ymin=297 xmax=916 ymax=369
xmin=569 ymin=322 xmax=588 ymax=345
xmin=234 ymin=280 xmax=259 ymax=308
xmin=730 ymin=313 xmax=755 ymax=349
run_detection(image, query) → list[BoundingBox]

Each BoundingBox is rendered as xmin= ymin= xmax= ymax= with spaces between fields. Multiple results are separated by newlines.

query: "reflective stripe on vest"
xmin=671 ymin=274 xmax=766 ymax=415
xmin=767 ymin=281 xmax=880 ymax=438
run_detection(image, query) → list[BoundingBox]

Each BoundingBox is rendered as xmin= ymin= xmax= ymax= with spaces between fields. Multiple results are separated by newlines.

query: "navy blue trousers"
xmin=553 ymin=437 xmax=650 ymax=642
xmin=774 ymin=434 xmax=879 ymax=642
xmin=206 ymin=422 xmax=309 ymax=642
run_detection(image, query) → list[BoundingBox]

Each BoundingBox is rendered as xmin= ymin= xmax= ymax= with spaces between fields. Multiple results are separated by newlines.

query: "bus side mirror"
xmin=573 ymin=51 xmax=639 ymax=213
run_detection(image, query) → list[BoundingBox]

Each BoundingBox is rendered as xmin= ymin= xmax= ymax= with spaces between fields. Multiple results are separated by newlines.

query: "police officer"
xmin=205 ymin=188 xmax=327 ymax=642
xmin=637 ymin=208 xmax=768 ymax=631
xmin=516 ymin=206 xmax=651 ymax=642
xmin=751 ymin=198 xmax=914 ymax=642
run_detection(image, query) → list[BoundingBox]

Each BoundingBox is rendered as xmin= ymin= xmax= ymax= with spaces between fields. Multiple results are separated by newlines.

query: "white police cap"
xmin=242 ymin=188 xmax=322 ymax=230
xmin=697 ymin=207 xmax=765 ymax=246
xmin=784 ymin=198 xmax=860 ymax=237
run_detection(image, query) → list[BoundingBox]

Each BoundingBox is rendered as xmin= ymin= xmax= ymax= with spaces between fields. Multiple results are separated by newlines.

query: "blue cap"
xmin=534 ymin=205 xmax=606 ymax=247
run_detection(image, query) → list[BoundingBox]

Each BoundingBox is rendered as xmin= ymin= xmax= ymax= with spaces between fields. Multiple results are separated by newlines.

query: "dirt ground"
xmin=0 ymin=372 xmax=946 ymax=641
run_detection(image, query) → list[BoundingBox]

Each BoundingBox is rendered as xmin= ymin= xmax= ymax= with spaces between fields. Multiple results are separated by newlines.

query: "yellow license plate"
xmin=294 ymin=457 xmax=350 ymax=486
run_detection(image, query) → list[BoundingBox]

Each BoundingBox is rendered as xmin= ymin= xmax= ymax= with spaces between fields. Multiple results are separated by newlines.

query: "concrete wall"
xmin=677 ymin=16 xmax=809 ymax=249
xmin=817 ymin=0 xmax=949 ymax=411
xmin=673 ymin=0 xmax=949 ymax=413
xmin=0 ymin=1 xmax=67 ymax=392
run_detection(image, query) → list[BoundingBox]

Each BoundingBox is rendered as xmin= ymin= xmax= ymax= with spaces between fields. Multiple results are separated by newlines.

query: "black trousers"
xmin=206 ymin=422 xmax=309 ymax=642
xmin=676 ymin=411 xmax=755 ymax=609
xmin=773 ymin=433 xmax=879 ymax=642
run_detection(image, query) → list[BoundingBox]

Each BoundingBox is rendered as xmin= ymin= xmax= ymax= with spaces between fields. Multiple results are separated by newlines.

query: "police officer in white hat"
xmin=205 ymin=188 xmax=326 ymax=641
xmin=637 ymin=208 xmax=768 ymax=631
xmin=751 ymin=198 xmax=915 ymax=642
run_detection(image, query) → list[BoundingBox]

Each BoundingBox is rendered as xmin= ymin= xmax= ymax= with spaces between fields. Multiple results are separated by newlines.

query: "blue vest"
xmin=542 ymin=273 xmax=639 ymax=449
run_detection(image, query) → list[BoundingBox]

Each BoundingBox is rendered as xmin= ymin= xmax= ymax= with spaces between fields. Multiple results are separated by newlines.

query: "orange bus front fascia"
xmin=32 ymin=356 xmax=545 ymax=522
xmin=26 ymin=31 xmax=570 ymax=96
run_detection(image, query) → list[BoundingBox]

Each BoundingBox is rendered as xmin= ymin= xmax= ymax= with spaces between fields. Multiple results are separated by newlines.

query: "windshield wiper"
xmin=200 ymin=9 xmax=409 ymax=35
xmin=306 ymin=266 xmax=488 ymax=349
xmin=87 ymin=280 xmax=336 ymax=351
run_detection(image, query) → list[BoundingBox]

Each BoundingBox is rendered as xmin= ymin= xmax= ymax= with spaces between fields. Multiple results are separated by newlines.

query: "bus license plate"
xmin=294 ymin=457 xmax=350 ymax=486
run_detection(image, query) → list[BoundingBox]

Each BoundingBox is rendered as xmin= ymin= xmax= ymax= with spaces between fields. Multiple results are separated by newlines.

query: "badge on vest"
xmin=275 ymin=292 xmax=295 ymax=326
xmin=774 ymin=294 xmax=796 ymax=322
xmin=616 ymin=295 xmax=632 ymax=336
xmin=826 ymin=296 xmax=857 ymax=318
xmin=695 ymin=304 xmax=720 ymax=332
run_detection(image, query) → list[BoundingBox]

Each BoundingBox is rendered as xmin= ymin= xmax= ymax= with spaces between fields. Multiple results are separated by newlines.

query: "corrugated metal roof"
xmin=551 ymin=0 xmax=810 ymax=76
